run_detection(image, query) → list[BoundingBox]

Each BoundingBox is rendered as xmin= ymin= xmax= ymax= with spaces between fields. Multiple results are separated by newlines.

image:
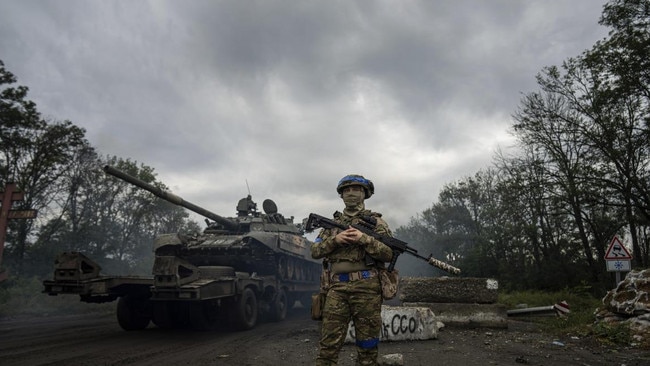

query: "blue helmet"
xmin=336 ymin=174 xmax=374 ymax=199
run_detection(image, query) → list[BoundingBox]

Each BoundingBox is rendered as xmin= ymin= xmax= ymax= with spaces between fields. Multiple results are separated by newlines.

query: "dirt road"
xmin=1 ymin=307 xmax=648 ymax=366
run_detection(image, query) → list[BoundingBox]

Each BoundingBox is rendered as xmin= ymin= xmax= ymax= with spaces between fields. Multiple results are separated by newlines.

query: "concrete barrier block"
xmin=345 ymin=305 xmax=439 ymax=343
xmin=399 ymin=277 xmax=499 ymax=304
xmin=405 ymin=302 xmax=508 ymax=329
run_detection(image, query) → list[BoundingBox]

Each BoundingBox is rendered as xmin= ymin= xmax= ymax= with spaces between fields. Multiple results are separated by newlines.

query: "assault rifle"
xmin=305 ymin=213 xmax=461 ymax=274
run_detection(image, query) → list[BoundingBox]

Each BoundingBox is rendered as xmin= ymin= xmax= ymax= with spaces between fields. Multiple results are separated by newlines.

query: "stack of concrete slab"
xmin=399 ymin=276 xmax=508 ymax=329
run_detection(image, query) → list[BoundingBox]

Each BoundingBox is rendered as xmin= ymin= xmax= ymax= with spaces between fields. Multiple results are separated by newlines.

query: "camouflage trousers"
xmin=315 ymin=276 xmax=382 ymax=366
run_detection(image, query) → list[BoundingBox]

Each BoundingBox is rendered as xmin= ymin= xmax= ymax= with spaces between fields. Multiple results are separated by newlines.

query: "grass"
xmin=499 ymin=287 xmax=638 ymax=348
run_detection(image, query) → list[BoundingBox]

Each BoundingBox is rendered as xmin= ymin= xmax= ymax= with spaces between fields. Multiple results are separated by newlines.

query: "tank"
xmin=102 ymin=165 xmax=321 ymax=329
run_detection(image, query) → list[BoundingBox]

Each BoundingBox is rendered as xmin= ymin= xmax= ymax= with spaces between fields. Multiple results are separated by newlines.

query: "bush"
xmin=591 ymin=321 xmax=633 ymax=346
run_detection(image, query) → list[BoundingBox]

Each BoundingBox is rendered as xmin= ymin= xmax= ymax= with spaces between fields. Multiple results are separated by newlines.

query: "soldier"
xmin=311 ymin=174 xmax=393 ymax=366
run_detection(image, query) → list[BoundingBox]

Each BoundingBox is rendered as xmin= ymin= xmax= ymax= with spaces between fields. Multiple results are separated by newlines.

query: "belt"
xmin=331 ymin=269 xmax=378 ymax=283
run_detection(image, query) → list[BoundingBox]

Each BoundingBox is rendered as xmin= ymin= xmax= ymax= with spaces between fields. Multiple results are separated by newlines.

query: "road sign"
xmin=604 ymin=236 xmax=632 ymax=260
xmin=606 ymin=260 xmax=631 ymax=272
xmin=8 ymin=209 xmax=38 ymax=219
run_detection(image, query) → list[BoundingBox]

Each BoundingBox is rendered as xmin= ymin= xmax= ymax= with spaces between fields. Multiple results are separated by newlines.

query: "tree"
xmin=0 ymin=60 xmax=90 ymax=275
xmin=31 ymin=156 xmax=201 ymax=276
xmin=1 ymin=60 xmax=202 ymax=278
xmin=394 ymin=1 xmax=649 ymax=291
xmin=590 ymin=0 xmax=650 ymax=100
xmin=512 ymin=73 xmax=608 ymax=280
xmin=582 ymin=0 xmax=650 ymax=266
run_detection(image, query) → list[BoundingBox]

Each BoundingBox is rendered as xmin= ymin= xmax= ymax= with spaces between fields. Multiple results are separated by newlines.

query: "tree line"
xmin=1 ymin=0 xmax=648 ymax=295
xmin=396 ymin=0 xmax=649 ymax=294
xmin=0 ymin=60 xmax=200 ymax=278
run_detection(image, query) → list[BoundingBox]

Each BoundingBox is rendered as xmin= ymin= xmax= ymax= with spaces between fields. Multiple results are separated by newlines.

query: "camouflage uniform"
xmin=311 ymin=209 xmax=393 ymax=366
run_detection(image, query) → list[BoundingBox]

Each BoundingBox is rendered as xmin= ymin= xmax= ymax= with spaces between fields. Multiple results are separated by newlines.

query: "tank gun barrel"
xmin=103 ymin=165 xmax=238 ymax=231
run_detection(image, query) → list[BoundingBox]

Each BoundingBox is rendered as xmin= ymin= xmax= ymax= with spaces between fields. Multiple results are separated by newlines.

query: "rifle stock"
xmin=306 ymin=213 xmax=461 ymax=275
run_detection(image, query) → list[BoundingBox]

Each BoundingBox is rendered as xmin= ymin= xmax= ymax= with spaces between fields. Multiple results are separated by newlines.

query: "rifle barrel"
xmin=307 ymin=213 xmax=461 ymax=275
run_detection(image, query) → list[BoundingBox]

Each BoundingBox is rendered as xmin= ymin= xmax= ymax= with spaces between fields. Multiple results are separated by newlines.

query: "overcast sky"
xmin=0 ymin=0 xmax=610 ymax=229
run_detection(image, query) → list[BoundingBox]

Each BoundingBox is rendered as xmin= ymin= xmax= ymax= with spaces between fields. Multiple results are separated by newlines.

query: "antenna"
xmin=246 ymin=179 xmax=252 ymax=196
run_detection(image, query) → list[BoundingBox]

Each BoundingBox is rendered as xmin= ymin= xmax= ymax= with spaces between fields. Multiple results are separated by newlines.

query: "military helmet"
xmin=336 ymin=174 xmax=374 ymax=199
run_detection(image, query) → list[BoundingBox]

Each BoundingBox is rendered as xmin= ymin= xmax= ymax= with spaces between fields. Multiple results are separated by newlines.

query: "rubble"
xmin=378 ymin=353 xmax=404 ymax=366
xmin=595 ymin=269 xmax=650 ymax=346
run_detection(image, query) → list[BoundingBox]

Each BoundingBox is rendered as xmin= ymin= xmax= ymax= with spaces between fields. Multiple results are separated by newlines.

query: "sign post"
xmin=0 ymin=183 xmax=38 ymax=282
xmin=604 ymin=236 xmax=632 ymax=285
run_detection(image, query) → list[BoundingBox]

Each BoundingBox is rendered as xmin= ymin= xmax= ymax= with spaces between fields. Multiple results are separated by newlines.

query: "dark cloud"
xmin=0 ymin=0 xmax=609 ymax=227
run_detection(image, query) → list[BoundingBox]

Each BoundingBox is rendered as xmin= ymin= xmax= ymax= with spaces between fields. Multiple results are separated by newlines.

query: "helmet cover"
xmin=336 ymin=174 xmax=374 ymax=199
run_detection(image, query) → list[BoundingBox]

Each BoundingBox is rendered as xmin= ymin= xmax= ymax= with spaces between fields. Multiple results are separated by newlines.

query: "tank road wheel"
xmin=189 ymin=300 xmax=220 ymax=331
xmin=233 ymin=287 xmax=258 ymax=330
xmin=117 ymin=296 xmax=151 ymax=331
xmin=269 ymin=288 xmax=288 ymax=322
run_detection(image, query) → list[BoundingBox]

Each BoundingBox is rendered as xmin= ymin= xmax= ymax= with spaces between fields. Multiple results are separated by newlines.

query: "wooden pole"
xmin=0 ymin=183 xmax=18 ymax=282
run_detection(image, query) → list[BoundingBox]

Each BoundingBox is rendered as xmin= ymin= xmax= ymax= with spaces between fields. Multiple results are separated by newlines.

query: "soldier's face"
xmin=341 ymin=186 xmax=365 ymax=207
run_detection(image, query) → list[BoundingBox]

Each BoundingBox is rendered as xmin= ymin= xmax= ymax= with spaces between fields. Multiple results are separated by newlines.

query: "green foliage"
xmin=398 ymin=0 xmax=650 ymax=291
xmin=1 ymin=59 xmax=92 ymax=276
xmin=500 ymin=289 xmax=592 ymax=331
xmin=29 ymin=155 xmax=201 ymax=277
xmin=1 ymin=59 xmax=202 ymax=279
xmin=590 ymin=321 xmax=633 ymax=346
xmin=499 ymin=287 xmax=638 ymax=348
xmin=499 ymin=285 xmax=594 ymax=310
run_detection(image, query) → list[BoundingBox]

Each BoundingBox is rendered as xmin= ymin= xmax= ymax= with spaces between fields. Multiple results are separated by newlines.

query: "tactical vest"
xmin=325 ymin=210 xmax=384 ymax=264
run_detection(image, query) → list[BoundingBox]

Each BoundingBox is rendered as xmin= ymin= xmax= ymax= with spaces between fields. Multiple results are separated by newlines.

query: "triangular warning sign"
xmin=604 ymin=236 xmax=632 ymax=260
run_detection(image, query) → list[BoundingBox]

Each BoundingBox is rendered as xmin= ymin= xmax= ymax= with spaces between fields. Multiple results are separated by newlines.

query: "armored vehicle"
xmin=43 ymin=166 xmax=321 ymax=331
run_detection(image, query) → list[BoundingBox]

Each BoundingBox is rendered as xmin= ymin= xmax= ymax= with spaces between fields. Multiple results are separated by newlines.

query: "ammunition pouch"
xmin=379 ymin=268 xmax=399 ymax=300
xmin=312 ymin=263 xmax=331 ymax=321
xmin=311 ymin=292 xmax=326 ymax=321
